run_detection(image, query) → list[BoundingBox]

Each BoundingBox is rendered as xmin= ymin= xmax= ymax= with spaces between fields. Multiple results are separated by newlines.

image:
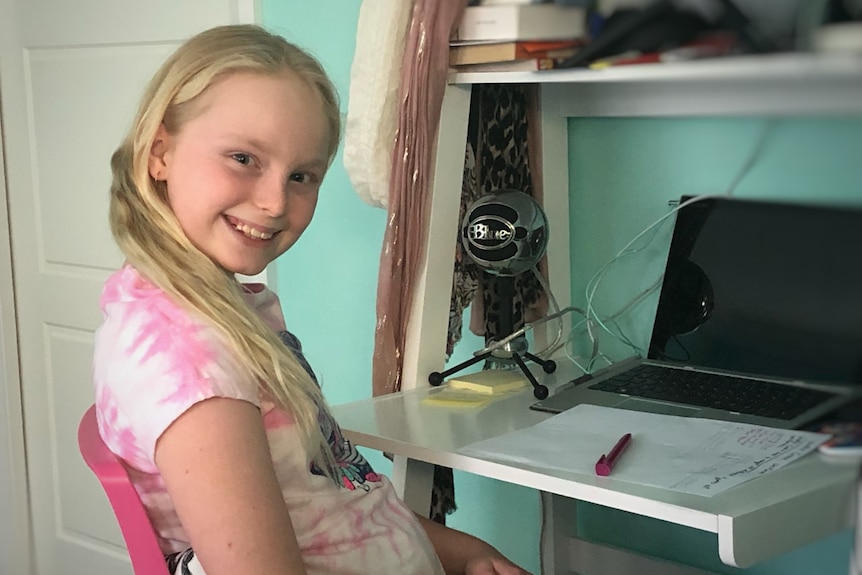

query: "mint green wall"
xmin=568 ymin=118 xmax=862 ymax=365
xmin=262 ymin=3 xmax=856 ymax=573
xmin=262 ymin=3 xmax=381 ymax=407
xmin=261 ymin=1 xmax=393 ymax=474
xmin=262 ymin=3 xmax=540 ymax=574
xmin=568 ymin=116 xmax=861 ymax=575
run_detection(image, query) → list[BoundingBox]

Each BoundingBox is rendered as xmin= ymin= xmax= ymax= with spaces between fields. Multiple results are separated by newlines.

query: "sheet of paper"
xmin=458 ymin=404 xmax=831 ymax=497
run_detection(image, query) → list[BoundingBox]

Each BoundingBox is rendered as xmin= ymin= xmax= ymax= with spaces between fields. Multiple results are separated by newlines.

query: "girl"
xmin=93 ymin=23 xmax=531 ymax=575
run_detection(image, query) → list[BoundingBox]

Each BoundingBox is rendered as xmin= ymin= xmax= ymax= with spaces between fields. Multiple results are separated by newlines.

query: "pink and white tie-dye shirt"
xmin=93 ymin=265 xmax=444 ymax=575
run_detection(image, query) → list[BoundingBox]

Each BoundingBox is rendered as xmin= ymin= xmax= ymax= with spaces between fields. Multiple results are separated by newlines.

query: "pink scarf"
xmin=372 ymin=0 xmax=470 ymax=396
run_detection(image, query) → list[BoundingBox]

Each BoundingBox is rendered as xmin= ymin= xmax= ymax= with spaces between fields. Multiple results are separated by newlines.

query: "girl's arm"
xmin=415 ymin=513 xmax=532 ymax=575
xmin=155 ymin=397 xmax=308 ymax=575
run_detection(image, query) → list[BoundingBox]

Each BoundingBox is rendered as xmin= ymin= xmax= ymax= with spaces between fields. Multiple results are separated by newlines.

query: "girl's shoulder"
xmin=94 ymin=266 xmax=262 ymax=471
xmin=99 ymin=266 xmax=284 ymax=331
xmin=95 ymin=265 xmax=238 ymax=378
xmin=100 ymin=265 xmax=189 ymax=323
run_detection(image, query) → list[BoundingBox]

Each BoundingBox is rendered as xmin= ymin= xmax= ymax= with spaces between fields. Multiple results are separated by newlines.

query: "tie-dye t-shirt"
xmin=93 ymin=265 xmax=444 ymax=575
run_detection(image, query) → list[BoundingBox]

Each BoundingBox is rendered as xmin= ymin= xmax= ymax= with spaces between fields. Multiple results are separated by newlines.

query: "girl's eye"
xmin=231 ymin=153 xmax=252 ymax=166
xmin=290 ymin=172 xmax=317 ymax=185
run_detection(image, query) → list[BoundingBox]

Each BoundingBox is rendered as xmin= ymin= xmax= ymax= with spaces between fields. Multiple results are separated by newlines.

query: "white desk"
xmin=331 ymin=367 xmax=857 ymax=574
xmin=375 ymin=51 xmax=862 ymax=575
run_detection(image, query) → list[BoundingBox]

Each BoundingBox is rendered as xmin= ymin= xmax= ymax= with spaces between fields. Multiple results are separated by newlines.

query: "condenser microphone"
xmin=429 ymin=189 xmax=555 ymax=400
xmin=461 ymin=189 xmax=549 ymax=278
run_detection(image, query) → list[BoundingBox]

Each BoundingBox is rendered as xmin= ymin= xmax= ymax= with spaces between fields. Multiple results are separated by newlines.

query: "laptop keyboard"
xmin=588 ymin=364 xmax=836 ymax=420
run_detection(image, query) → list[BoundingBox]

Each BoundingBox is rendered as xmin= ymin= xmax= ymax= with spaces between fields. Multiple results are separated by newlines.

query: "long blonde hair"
xmin=109 ymin=24 xmax=341 ymax=476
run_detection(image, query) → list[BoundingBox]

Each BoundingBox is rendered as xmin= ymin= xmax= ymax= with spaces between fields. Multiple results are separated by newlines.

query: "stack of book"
xmin=451 ymin=1 xmax=589 ymax=72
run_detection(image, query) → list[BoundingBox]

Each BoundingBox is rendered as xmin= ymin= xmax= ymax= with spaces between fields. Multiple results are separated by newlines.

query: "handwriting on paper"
xmin=459 ymin=405 xmax=830 ymax=497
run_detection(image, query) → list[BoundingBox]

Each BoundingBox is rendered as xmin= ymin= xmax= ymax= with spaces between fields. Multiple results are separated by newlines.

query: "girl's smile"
xmin=224 ymin=214 xmax=279 ymax=241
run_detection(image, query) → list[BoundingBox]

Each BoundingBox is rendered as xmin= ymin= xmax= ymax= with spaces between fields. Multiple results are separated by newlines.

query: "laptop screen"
xmin=648 ymin=196 xmax=862 ymax=386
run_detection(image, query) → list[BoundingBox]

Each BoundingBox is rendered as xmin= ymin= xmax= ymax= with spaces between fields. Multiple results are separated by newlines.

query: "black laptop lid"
xmin=648 ymin=196 xmax=862 ymax=386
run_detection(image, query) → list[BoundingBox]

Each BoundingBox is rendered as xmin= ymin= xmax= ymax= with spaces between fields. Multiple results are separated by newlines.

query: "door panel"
xmin=52 ymin=326 xmax=122 ymax=548
xmin=19 ymin=0 xmax=243 ymax=46
xmin=28 ymin=45 xmax=174 ymax=270
xmin=1 ymin=2 xmax=256 ymax=572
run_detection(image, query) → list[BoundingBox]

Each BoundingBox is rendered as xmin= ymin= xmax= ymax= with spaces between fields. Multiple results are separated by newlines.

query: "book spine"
xmin=475 ymin=0 xmax=550 ymax=4
xmin=449 ymin=45 xmax=578 ymax=66
xmin=456 ymin=7 xmax=518 ymax=42
xmin=451 ymin=56 xmax=564 ymax=73
xmin=514 ymin=45 xmax=579 ymax=59
xmin=454 ymin=5 xmax=586 ymax=42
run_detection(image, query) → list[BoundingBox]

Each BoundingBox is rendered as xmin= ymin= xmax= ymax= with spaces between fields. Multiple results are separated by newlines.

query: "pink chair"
xmin=78 ymin=404 xmax=171 ymax=575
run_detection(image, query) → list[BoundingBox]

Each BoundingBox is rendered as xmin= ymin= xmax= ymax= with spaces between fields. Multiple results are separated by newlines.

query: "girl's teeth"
xmin=234 ymin=222 xmax=273 ymax=240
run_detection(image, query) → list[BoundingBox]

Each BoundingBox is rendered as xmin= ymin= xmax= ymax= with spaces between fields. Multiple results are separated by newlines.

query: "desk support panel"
xmin=718 ymin=476 xmax=856 ymax=567
xmin=567 ymin=536 xmax=719 ymax=575
xmin=392 ymin=455 xmax=435 ymax=517
xmin=401 ymin=84 xmax=471 ymax=391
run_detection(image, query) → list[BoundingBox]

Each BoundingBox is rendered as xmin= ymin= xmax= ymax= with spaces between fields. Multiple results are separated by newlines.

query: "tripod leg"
xmin=524 ymin=351 xmax=557 ymax=374
xmin=513 ymin=353 xmax=549 ymax=400
xmin=428 ymin=350 xmax=493 ymax=386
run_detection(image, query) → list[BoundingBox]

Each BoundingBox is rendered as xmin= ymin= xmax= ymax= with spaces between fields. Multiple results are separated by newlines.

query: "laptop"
xmin=531 ymin=196 xmax=862 ymax=429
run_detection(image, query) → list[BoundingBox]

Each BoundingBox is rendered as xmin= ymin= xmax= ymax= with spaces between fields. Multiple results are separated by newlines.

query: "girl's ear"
xmin=148 ymin=124 xmax=171 ymax=181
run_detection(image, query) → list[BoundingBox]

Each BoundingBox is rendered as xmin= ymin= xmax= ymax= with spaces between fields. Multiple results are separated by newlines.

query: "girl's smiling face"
xmin=148 ymin=71 xmax=330 ymax=276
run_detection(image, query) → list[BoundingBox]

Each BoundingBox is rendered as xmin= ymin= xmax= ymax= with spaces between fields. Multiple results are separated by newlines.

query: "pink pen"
xmin=595 ymin=433 xmax=633 ymax=476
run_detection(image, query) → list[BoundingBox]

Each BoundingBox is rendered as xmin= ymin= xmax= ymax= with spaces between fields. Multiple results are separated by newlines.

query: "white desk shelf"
xmin=332 ymin=378 xmax=857 ymax=571
xmin=406 ymin=50 xmax=862 ymax=399
xmin=450 ymin=52 xmax=862 ymax=117
xmin=381 ymin=50 xmax=862 ymax=574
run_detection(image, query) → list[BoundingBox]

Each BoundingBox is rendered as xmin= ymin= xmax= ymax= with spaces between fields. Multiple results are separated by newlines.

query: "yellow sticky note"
xmin=446 ymin=369 xmax=528 ymax=395
xmin=422 ymin=388 xmax=495 ymax=408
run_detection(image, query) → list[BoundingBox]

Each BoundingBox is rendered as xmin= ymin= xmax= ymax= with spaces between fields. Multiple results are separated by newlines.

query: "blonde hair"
xmin=109 ymin=24 xmax=341 ymax=477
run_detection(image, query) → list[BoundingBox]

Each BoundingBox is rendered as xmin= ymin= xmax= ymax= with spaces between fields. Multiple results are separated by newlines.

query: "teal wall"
xmin=262 ymin=4 xmax=541 ymax=573
xmin=567 ymin=117 xmax=861 ymax=574
xmin=262 ymin=3 xmax=857 ymax=574
xmin=261 ymin=2 xmax=382 ymax=407
xmin=568 ymin=118 xmax=862 ymax=366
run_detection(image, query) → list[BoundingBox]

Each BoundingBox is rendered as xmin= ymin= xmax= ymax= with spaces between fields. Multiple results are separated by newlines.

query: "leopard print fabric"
xmin=430 ymin=84 xmax=546 ymax=525
xmin=448 ymin=83 xmax=545 ymax=355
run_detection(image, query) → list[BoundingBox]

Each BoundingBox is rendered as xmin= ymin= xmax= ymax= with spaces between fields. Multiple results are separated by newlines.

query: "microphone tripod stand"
xmin=428 ymin=277 xmax=579 ymax=400
xmin=428 ymin=338 xmax=556 ymax=400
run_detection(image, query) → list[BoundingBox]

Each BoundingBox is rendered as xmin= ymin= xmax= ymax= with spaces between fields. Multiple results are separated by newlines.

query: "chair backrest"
xmin=78 ymin=404 xmax=171 ymax=575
